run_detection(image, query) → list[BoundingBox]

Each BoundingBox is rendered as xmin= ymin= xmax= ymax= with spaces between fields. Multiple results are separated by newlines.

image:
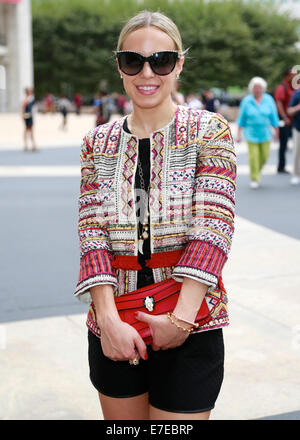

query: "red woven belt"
xmin=111 ymin=248 xmax=184 ymax=270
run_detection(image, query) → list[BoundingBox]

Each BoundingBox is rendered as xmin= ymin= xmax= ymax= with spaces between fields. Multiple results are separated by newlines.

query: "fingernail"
xmin=134 ymin=312 xmax=138 ymax=318
xmin=144 ymin=353 xmax=148 ymax=360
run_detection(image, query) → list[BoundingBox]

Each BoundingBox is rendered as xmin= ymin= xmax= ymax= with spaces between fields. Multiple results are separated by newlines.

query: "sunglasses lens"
xmin=150 ymin=52 xmax=177 ymax=75
xmin=118 ymin=52 xmax=143 ymax=75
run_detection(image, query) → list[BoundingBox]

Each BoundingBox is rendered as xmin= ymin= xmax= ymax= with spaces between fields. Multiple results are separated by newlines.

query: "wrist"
xmin=90 ymin=284 xmax=120 ymax=329
xmin=97 ymin=309 xmax=121 ymax=330
xmin=172 ymin=306 xmax=198 ymax=324
xmin=174 ymin=277 xmax=208 ymax=322
xmin=167 ymin=312 xmax=197 ymax=334
xmin=172 ymin=311 xmax=199 ymax=328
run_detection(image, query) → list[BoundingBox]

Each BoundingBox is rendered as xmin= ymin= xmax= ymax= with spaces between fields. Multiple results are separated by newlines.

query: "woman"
xmin=237 ymin=77 xmax=279 ymax=189
xmin=75 ymin=11 xmax=236 ymax=420
xmin=22 ymin=87 xmax=38 ymax=152
xmin=57 ymin=94 xmax=71 ymax=131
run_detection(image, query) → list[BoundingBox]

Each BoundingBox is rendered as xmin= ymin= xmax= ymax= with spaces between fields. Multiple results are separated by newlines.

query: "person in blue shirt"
xmin=236 ymin=77 xmax=279 ymax=188
xmin=287 ymin=88 xmax=300 ymax=185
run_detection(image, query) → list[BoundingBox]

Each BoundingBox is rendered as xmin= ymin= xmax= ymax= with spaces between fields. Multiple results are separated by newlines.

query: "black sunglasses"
xmin=116 ymin=50 xmax=179 ymax=76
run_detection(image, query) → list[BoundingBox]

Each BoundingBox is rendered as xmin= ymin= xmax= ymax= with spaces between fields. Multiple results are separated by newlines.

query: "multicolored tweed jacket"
xmin=74 ymin=105 xmax=236 ymax=336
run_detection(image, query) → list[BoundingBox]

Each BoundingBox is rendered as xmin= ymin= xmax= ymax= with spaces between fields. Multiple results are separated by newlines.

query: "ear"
xmin=116 ymin=58 xmax=122 ymax=78
xmin=175 ymin=56 xmax=184 ymax=78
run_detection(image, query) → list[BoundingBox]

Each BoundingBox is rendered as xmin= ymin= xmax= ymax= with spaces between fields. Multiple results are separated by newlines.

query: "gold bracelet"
xmin=167 ymin=312 xmax=194 ymax=333
xmin=171 ymin=312 xmax=199 ymax=329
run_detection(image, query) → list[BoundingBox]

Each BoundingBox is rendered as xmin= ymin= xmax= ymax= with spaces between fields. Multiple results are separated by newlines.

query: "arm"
xmin=137 ymin=114 xmax=236 ymax=350
xmin=21 ymin=98 xmax=27 ymax=117
xmin=75 ymin=129 xmax=147 ymax=360
xmin=269 ymin=95 xmax=280 ymax=140
xmin=236 ymin=125 xmax=243 ymax=143
xmin=172 ymin=113 xmax=236 ymax=292
xmin=74 ymin=129 xmax=118 ymax=302
xmin=274 ymin=85 xmax=291 ymax=125
xmin=173 ymin=277 xmax=208 ymax=324
xmin=277 ymin=100 xmax=291 ymax=125
xmin=236 ymin=97 xmax=247 ymax=142
xmin=287 ymin=102 xmax=300 ymax=117
xmin=273 ymin=126 xmax=279 ymax=141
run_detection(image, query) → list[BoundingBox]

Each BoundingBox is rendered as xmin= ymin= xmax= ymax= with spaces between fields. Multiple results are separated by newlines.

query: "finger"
xmin=128 ymin=347 xmax=139 ymax=361
xmin=151 ymin=342 xmax=161 ymax=352
xmin=133 ymin=334 xmax=148 ymax=360
xmin=135 ymin=311 xmax=152 ymax=323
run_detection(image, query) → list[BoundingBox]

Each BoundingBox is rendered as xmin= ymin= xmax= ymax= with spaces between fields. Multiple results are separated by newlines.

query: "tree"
xmin=31 ymin=0 xmax=299 ymax=99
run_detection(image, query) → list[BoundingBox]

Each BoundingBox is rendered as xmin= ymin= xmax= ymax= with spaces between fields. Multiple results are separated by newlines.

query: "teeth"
xmin=137 ymin=86 xmax=157 ymax=91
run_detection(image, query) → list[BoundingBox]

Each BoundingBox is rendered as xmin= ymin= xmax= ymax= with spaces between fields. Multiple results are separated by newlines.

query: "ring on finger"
xmin=129 ymin=355 xmax=139 ymax=366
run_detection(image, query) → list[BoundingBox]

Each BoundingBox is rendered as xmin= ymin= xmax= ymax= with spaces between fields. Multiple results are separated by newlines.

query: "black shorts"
xmin=88 ymin=328 xmax=224 ymax=413
xmin=24 ymin=117 xmax=33 ymax=128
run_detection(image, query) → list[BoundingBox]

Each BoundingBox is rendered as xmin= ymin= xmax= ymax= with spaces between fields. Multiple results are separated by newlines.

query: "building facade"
xmin=0 ymin=0 xmax=33 ymax=112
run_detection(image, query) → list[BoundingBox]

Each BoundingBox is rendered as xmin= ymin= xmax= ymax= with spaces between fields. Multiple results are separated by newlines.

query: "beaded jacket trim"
xmin=75 ymin=105 xmax=236 ymax=335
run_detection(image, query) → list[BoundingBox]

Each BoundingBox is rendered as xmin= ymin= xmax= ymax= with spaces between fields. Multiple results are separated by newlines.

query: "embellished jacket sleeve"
xmin=172 ymin=113 xmax=236 ymax=291
xmin=74 ymin=128 xmax=118 ymax=302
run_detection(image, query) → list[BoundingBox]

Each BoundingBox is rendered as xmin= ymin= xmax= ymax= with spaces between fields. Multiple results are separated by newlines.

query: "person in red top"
xmin=274 ymin=68 xmax=296 ymax=173
xmin=74 ymin=93 xmax=83 ymax=115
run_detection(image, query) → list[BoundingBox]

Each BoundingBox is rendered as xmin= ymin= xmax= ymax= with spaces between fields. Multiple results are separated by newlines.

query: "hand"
xmin=100 ymin=318 xmax=148 ymax=362
xmin=91 ymin=284 xmax=147 ymax=363
xmin=284 ymin=117 xmax=291 ymax=126
xmin=135 ymin=312 xmax=191 ymax=351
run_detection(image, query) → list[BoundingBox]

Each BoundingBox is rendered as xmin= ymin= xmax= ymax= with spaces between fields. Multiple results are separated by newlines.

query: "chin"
xmin=132 ymin=93 xmax=170 ymax=111
xmin=136 ymin=100 xmax=163 ymax=110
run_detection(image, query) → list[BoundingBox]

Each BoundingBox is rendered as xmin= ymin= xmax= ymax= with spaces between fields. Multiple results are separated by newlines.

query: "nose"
xmin=140 ymin=61 xmax=155 ymax=77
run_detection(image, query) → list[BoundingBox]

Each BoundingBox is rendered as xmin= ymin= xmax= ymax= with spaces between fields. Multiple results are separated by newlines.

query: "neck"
xmin=129 ymin=97 xmax=177 ymax=138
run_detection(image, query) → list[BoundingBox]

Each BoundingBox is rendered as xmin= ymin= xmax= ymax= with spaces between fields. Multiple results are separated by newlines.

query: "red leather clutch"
xmin=115 ymin=278 xmax=211 ymax=345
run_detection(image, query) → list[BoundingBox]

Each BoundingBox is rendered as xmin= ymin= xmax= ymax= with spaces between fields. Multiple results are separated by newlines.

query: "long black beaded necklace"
xmin=136 ymin=155 xmax=150 ymax=255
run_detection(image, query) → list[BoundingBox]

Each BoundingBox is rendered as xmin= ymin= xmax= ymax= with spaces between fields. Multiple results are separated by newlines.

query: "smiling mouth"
xmin=136 ymin=85 xmax=159 ymax=94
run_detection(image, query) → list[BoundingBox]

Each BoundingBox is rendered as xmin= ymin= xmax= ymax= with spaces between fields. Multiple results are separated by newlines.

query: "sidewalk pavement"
xmin=0 ymin=112 xmax=300 ymax=420
xmin=0 ymin=111 xmax=287 ymax=155
xmin=0 ymin=112 xmax=100 ymax=151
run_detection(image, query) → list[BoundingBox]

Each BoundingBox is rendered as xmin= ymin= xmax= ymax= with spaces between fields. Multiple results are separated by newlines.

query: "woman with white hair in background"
xmin=236 ymin=76 xmax=279 ymax=189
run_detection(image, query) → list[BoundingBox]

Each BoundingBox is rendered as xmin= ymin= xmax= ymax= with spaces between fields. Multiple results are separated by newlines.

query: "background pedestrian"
xmin=236 ymin=76 xmax=279 ymax=188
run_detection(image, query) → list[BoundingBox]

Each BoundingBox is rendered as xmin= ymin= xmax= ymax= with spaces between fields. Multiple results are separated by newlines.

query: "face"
xmin=287 ymin=71 xmax=296 ymax=84
xmin=117 ymin=26 xmax=184 ymax=110
xmin=252 ymin=84 xmax=263 ymax=97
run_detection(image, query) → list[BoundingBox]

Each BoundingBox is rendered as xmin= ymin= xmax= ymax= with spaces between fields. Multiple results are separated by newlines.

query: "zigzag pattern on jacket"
xmin=75 ymin=105 xmax=236 ymax=337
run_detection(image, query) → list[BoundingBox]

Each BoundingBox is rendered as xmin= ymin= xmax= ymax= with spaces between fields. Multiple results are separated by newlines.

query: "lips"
xmin=136 ymin=85 xmax=159 ymax=95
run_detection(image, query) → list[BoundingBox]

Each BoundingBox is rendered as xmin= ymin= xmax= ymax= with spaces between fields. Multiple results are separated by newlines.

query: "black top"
xmin=123 ymin=118 xmax=154 ymax=288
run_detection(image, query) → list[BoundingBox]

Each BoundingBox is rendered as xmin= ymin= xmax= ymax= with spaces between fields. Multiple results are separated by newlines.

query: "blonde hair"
xmin=116 ymin=10 xmax=185 ymax=55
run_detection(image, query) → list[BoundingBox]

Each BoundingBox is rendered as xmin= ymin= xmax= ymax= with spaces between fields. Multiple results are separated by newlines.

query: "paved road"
xmin=0 ymin=143 xmax=298 ymax=323
xmin=0 ymin=131 xmax=300 ymax=420
xmin=0 ymin=147 xmax=85 ymax=323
